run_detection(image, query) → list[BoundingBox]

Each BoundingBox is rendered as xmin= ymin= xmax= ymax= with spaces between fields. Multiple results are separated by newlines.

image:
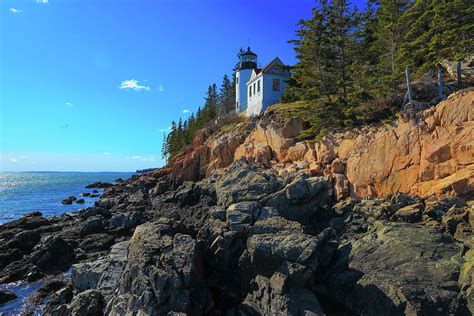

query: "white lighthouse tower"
xmin=235 ymin=47 xmax=257 ymax=113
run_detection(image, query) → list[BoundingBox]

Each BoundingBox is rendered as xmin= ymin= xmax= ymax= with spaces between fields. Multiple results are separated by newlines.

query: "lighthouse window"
xmin=257 ymin=80 xmax=261 ymax=92
xmin=236 ymin=77 xmax=239 ymax=84
xmin=273 ymin=79 xmax=280 ymax=91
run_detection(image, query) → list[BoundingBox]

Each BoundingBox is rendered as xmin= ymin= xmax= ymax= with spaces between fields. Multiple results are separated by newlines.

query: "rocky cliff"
xmin=164 ymin=89 xmax=474 ymax=200
xmin=0 ymin=89 xmax=473 ymax=315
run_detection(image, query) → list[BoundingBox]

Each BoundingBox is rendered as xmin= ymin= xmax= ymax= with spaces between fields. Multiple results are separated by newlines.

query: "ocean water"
xmin=0 ymin=172 xmax=134 ymax=225
xmin=0 ymin=172 xmax=134 ymax=314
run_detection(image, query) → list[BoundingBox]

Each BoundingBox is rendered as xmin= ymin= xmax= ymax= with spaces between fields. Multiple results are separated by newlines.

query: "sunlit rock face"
xmin=160 ymin=89 xmax=474 ymax=200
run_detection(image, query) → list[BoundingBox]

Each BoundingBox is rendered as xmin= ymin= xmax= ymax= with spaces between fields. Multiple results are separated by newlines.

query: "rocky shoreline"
xmin=1 ymin=90 xmax=473 ymax=315
xmin=0 ymin=159 xmax=473 ymax=315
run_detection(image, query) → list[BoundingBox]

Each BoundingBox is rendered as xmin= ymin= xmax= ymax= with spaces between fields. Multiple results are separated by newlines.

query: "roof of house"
xmin=261 ymin=57 xmax=285 ymax=73
xmin=246 ymin=57 xmax=289 ymax=85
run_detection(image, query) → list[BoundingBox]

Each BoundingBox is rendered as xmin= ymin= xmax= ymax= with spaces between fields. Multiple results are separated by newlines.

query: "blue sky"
xmin=0 ymin=0 xmax=363 ymax=172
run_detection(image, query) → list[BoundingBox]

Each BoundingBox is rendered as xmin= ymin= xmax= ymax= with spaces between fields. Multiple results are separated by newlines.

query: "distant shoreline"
xmin=0 ymin=171 xmax=136 ymax=174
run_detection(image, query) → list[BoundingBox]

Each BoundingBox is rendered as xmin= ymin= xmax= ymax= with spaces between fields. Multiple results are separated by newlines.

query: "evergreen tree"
xmin=218 ymin=74 xmax=234 ymax=115
xmin=161 ymin=132 xmax=169 ymax=161
xmin=372 ymin=0 xmax=411 ymax=91
xmin=232 ymin=47 xmax=245 ymax=73
xmin=161 ymin=0 xmax=473 ymax=162
xmin=202 ymin=84 xmax=218 ymax=120
xmin=399 ymin=0 xmax=474 ymax=72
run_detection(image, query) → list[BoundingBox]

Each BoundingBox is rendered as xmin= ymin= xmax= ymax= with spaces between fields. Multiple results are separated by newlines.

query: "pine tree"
xmin=203 ymin=84 xmax=218 ymax=120
xmin=161 ymin=132 xmax=169 ymax=161
xmin=399 ymin=0 xmax=474 ymax=72
xmin=372 ymin=0 xmax=411 ymax=91
xmin=218 ymin=74 xmax=234 ymax=116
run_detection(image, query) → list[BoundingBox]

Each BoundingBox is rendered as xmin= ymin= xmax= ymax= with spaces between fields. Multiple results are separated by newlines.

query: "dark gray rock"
xmin=390 ymin=203 xmax=423 ymax=223
xmin=322 ymin=221 xmax=469 ymax=315
xmin=79 ymin=234 xmax=115 ymax=253
xmin=226 ymin=202 xmax=259 ymax=232
xmin=216 ymin=160 xmax=284 ymax=207
xmin=96 ymin=241 xmax=129 ymax=300
xmin=0 ymin=289 xmax=17 ymax=305
xmin=1 ymin=212 xmax=50 ymax=230
xmin=106 ymin=220 xmax=212 ymax=315
xmin=72 ymin=259 xmax=109 ymax=292
xmin=250 ymin=216 xmax=303 ymax=235
xmin=236 ymin=275 xmax=325 ymax=316
xmin=61 ymin=196 xmax=76 ymax=205
xmin=70 ymin=289 xmax=103 ymax=315
xmin=30 ymin=236 xmax=75 ymax=273
xmin=265 ymin=176 xmax=332 ymax=228
xmin=109 ymin=211 xmax=145 ymax=232
xmin=8 ymin=230 xmax=41 ymax=251
xmin=80 ymin=216 xmax=104 ymax=237
xmin=86 ymin=182 xmax=112 ymax=189
xmin=242 ymin=228 xmax=337 ymax=278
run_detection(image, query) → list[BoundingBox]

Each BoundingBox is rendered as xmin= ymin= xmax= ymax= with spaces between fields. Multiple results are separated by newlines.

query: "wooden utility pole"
xmin=406 ymin=66 xmax=413 ymax=103
xmin=457 ymin=62 xmax=462 ymax=89
xmin=437 ymin=65 xmax=444 ymax=98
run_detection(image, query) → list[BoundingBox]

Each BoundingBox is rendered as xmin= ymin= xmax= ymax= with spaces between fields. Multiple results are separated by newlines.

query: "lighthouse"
xmin=235 ymin=47 xmax=257 ymax=113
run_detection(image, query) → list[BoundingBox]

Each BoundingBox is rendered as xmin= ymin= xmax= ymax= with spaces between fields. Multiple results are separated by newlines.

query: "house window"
xmin=257 ymin=80 xmax=261 ymax=92
xmin=249 ymin=86 xmax=252 ymax=97
xmin=253 ymin=82 xmax=256 ymax=94
xmin=272 ymin=79 xmax=280 ymax=91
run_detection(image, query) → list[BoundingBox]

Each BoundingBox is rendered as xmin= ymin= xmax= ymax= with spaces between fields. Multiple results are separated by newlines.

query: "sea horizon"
xmin=1 ymin=170 xmax=138 ymax=173
xmin=0 ymin=171 xmax=136 ymax=226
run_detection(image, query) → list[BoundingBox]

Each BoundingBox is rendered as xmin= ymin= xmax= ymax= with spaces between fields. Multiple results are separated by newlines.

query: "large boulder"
xmin=241 ymin=228 xmax=337 ymax=280
xmin=30 ymin=236 xmax=75 ymax=273
xmin=106 ymin=220 xmax=211 ymax=315
xmin=72 ymin=241 xmax=130 ymax=296
xmin=216 ymin=160 xmax=284 ymax=207
xmin=266 ymin=176 xmax=332 ymax=227
xmin=0 ymin=289 xmax=17 ymax=305
xmin=95 ymin=241 xmax=130 ymax=300
xmin=226 ymin=202 xmax=259 ymax=232
xmin=70 ymin=289 xmax=103 ymax=315
xmin=323 ymin=221 xmax=469 ymax=315
xmin=1 ymin=212 xmax=50 ymax=231
xmin=72 ymin=259 xmax=109 ymax=292
xmin=237 ymin=275 xmax=325 ymax=316
xmin=109 ymin=211 xmax=145 ymax=232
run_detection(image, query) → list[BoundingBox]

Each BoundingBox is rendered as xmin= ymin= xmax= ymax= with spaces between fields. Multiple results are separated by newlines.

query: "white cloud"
xmin=36 ymin=0 xmax=48 ymax=3
xmin=158 ymin=85 xmax=164 ymax=92
xmin=141 ymin=157 xmax=156 ymax=162
xmin=182 ymin=109 xmax=191 ymax=114
xmin=10 ymin=8 xmax=22 ymax=13
xmin=1 ymin=155 xmax=28 ymax=162
xmin=65 ymin=102 xmax=73 ymax=106
xmin=103 ymin=152 xmax=111 ymax=156
xmin=119 ymin=79 xmax=150 ymax=91
xmin=127 ymin=155 xmax=156 ymax=162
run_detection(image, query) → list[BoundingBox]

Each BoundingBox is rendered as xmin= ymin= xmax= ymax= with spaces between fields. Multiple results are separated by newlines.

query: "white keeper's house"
xmin=235 ymin=47 xmax=291 ymax=116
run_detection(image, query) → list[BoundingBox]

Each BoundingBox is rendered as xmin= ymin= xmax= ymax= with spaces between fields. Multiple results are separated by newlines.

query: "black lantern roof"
xmin=242 ymin=47 xmax=257 ymax=57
